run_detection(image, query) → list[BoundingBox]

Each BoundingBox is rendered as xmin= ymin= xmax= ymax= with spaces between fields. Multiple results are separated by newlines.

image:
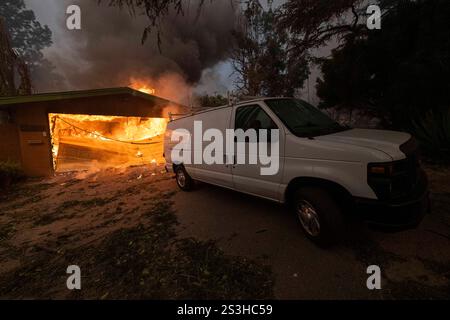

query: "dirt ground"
xmin=0 ymin=164 xmax=449 ymax=299
xmin=0 ymin=166 xmax=272 ymax=299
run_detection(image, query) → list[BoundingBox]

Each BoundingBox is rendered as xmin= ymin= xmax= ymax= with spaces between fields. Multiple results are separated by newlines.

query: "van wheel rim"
xmin=297 ymin=200 xmax=321 ymax=237
xmin=177 ymin=170 xmax=186 ymax=187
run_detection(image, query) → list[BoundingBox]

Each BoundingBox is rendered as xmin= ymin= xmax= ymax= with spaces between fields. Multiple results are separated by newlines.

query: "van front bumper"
xmin=353 ymin=171 xmax=430 ymax=229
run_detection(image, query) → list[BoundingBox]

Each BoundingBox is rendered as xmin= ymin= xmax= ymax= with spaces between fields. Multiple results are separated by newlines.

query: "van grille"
xmin=390 ymin=154 xmax=420 ymax=199
xmin=369 ymin=138 xmax=421 ymax=201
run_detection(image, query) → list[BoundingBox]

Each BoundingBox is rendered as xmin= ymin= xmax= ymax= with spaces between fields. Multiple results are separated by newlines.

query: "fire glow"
xmin=48 ymin=113 xmax=168 ymax=172
xmin=130 ymin=78 xmax=156 ymax=95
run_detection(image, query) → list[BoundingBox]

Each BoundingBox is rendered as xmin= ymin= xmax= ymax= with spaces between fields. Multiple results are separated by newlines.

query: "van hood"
xmin=316 ymin=129 xmax=411 ymax=161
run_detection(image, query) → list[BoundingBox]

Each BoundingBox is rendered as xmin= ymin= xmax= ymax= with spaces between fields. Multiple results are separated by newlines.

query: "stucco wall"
xmin=0 ymin=123 xmax=22 ymax=164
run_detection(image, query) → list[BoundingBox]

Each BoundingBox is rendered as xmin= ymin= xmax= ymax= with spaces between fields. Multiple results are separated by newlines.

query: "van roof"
xmin=170 ymin=97 xmax=293 ymax=121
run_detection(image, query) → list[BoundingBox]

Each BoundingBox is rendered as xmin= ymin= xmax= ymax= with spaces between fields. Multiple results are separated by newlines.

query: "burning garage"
xmin=0 ymin=87 xmax=187 ymax=176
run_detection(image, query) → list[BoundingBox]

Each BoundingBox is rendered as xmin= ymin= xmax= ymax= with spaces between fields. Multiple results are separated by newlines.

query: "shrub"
xmin=0 ymin=160 xmax=24 ymax=188
xmin=410 ymin=108 xmax=450 ymax=162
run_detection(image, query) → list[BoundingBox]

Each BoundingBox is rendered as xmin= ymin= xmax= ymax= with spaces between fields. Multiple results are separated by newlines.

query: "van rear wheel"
xmin=175 ymin=166 xmax=194 ymax=191
xmin=293 ymin=187 xmax=344 ymax=247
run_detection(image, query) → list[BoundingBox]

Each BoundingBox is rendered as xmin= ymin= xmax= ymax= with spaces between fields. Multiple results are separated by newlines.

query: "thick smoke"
xmin=45 ymin=0 xmax=238 ymax=103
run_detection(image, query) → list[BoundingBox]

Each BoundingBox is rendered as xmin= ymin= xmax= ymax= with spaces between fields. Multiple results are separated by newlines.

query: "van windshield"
xmin=265 ymin=98 xmax=348 ymax=137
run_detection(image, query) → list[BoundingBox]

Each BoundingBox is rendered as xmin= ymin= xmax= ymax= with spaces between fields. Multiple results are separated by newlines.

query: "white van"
xmin=164 ymin=98 xmax=429 ymax=246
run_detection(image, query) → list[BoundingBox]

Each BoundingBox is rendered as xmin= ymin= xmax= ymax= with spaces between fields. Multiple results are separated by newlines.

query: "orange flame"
xmin=129 ymin=78 xmax=156 ymax=95
xmin=48 ymin=113 xmax=168 ymax=171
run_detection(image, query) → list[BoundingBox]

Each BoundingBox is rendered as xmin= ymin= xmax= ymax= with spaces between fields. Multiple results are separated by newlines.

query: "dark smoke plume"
xmin=47 ymin=0 xmax=238 ymax=102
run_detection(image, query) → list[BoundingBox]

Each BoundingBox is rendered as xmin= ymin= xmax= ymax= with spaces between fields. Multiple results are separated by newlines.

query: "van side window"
xmin=235 ymin=105 xmax=277 ymax=131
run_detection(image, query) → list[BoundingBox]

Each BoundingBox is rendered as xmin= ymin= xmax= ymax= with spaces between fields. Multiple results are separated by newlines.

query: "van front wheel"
xmin=175 ymin=166 xmax=194 ymax=191
xmin=293 ymin=187 xmax=344 ymax=247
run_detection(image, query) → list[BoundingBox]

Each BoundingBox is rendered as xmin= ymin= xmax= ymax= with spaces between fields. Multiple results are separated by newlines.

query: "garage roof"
xmin=0 ymin=87 xmax=185 ymax=108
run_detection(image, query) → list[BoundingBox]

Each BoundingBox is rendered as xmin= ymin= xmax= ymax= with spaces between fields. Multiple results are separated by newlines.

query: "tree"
xmin=277 ymin=0 xmax=401 ymax=58
xmin=0 ymin=17 xmax=31 ymax=96
xmin=317 ymin=0 xmax=450 ymax=120
xmin=105 ymin=0 xmax=194 ymax=47
xmin=106 ymin=1 xmax=262 ymax=48
xmin=195 ymin=94 xmax=228 ymax=108
xmin=316 ymin=0 xmax=450 ymax=154
xmin=0 ymin=0 xmax=58 ymax=94
xmin=231 ymin=0 xmax=308 ymax=97
xmin=0 ymin=0 xmax=52 ymax=73
xmin=278 ymin=0 xmax=363 ymax=55
xmin=315 ymin=38 xmax=378 ymax=123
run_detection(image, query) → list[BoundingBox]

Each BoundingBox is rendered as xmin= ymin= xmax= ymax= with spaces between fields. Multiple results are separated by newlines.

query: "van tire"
xmin=293 ymin=187 xmax=344 ymax=247
xmin=175 ymin=166 xmax=194 ymax=191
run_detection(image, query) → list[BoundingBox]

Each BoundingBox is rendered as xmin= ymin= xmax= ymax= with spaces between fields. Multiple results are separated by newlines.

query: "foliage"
xmin=314 ymin=0 xmax=450 ymax=156
xmin=0 ymin=0 xmax=57 ymax=95
xmin=196 ymin=94 xmax=228 ymax=108
xmin=105 ymin=0 xmax=191 ymax=47
xmin=0 ymin=160 xmax=24 ymax=188
xmin=411 ymin=109 xmax=450 ymax=159
xmin=277 ymin=0 xmax=399 ymax=57
xmin=316 ymin=39 xmax=372 ymax=110
xmin=316 ymin=0 xmax=450 ymax=126
xmin=0 ymin=18 xmax=31 ymax=96
xmin=279 ymin=0 xmax=363 ymax=57
xmin=231 ymin=0 xmax=309 ymax=97
xmin=0 ymin=0 xmax=52 ymax=67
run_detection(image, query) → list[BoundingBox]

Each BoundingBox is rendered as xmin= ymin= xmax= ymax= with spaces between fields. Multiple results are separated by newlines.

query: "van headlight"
xmin=368 ymin=163 xmax=394 ymax=200
xmin=368 ymin=159 xmax=417 ymax=200
xmin=368 ymin=163 xmax=394 ymax=176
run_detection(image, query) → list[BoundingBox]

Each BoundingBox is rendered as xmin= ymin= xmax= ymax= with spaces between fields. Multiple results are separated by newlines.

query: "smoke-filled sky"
xmin=24 ymin=0 xmax=243 ymax=103
xmin=24 ymin=0 xmax=326 ymax=105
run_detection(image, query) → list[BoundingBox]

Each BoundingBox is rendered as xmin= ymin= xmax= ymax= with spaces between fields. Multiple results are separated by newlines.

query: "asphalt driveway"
xmin=174 ymin=165 xmax=450 ymax=299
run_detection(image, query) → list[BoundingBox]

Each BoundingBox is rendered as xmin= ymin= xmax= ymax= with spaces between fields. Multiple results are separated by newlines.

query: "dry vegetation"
xmin=0 ymin=166 xmax=273 ymax=299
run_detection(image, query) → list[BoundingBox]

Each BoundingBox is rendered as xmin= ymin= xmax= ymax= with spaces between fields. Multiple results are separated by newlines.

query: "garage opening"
xmin=48 ymin=113 xmax=168 ymax=172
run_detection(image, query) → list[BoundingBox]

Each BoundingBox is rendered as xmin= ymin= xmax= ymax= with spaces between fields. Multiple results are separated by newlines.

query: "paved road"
xmin=174 ymin=181 xmax=450 ymax=299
